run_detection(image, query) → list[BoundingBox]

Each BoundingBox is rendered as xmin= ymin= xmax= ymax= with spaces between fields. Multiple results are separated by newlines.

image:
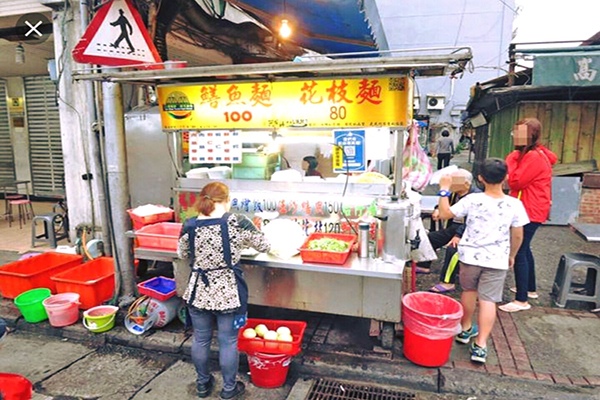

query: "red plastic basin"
xmin=50 ymin=257 xmax=116 ymax=310
xmin=136 ymin=222 xmax=182 ymax=251
xmin=299 ymin=233 xmax=356 ymax=265
xmin=238 ymin=318 xmax=307 ymax=356
xmin=128 ymin=208 xmax=174 ymax=230
xmin=0 ymin=373 xmax=32 ymax=400
xmin=0 ymin=253 xmax=83 ymax=299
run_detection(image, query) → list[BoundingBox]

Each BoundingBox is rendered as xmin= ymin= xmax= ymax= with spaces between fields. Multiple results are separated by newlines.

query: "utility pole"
xmin=79 ymin=0 xmax=112 ymax=255
xmin=103 ymin=80 xmax=137 ymax=304
xmin=50 ymin=1 xmax=98 ymax=240
xmin=508 ymin=43 xmax=516 ymax=87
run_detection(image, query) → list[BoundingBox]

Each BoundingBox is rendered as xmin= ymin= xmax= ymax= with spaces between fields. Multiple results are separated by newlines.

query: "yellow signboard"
xmin=157 ymin=76 xmax=412 ymax=130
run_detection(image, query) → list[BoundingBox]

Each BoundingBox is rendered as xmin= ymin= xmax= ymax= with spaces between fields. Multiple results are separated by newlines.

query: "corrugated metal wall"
xmin=0 ymin=80 xmax=16 ymax=182
xmin=0 ymin=1 xmax=50 ymax=17
xmin=487 ymin=101 xmax=600 ymax=164
xmin=24 ymin=76 xmax=64 ymax=197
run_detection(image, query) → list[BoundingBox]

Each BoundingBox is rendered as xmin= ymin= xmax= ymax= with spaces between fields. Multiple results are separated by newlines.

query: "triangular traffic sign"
xmin=72 ymin=0 xmax=162 ymax=66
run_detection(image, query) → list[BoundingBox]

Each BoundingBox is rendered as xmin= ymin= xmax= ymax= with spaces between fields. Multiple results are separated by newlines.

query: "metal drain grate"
xmin=307 ymin=378 xmax=417 ymax=400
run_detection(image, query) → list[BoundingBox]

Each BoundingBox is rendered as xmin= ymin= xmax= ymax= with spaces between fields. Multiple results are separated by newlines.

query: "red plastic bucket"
xmin=0 ymin=373 xmax=32 ymax=400
xmin=403 ymin=326 xmax=454 ymax=367
xmin=402 ymin=292 xmax=463 ymax=367
xmin=43 ymin=293 xmax=80 ymax=327
xmin=247 ymin=352 xmax=292 ymax=388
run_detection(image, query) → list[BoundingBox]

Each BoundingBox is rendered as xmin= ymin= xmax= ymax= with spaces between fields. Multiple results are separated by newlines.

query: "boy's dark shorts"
xmin=459 ymin=262 xmax=507 ymax=303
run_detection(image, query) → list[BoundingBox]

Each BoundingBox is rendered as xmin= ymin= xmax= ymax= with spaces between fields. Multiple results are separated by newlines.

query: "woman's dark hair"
xmin=194 ymin=182 xmax=229 ymax=216
xmin=514 ymin=118 xmax=542 ymax=158
xmin=479 ymin=158 xmax=507 ymax=184
xmin=441 ymin=130 xmax=450 ymax=137
xmin=303 ymin=156 xmax=318 ymax=170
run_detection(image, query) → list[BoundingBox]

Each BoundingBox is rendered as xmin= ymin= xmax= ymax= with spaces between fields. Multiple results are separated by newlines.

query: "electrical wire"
xmin=453 ymin=0 xmax=467 ymax=47
xmin=333 ymin=143 xmax=358 ymax=237
xmin=497 ymin=0 xmax=519 ymax=15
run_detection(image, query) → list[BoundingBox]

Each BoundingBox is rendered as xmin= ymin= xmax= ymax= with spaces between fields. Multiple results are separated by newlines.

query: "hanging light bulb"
xmin=279 ymin=19 xmax=292 ymax=39
xmin=15 ymin=44 xmax=25 ymax=64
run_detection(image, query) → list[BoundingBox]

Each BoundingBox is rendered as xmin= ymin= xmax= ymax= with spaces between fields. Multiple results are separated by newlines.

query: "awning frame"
xmin=72 ymin=47 xmax=473 ymax=85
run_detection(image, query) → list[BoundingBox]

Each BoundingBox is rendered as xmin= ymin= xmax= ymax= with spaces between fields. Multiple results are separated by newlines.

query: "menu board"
xmin=189 ymin=130 xmax=242 ymax=164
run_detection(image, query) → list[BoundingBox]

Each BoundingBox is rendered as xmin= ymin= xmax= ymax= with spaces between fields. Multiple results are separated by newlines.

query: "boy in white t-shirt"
xmin=437 ymin=158 xmax=529 ymax=363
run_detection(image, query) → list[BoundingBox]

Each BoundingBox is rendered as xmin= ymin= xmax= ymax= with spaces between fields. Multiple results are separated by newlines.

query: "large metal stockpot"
xmin=376 ymin=197 xmax=413 ymax=264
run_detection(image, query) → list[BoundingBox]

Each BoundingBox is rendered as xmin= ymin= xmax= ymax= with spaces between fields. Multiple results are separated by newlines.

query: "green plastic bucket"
xmin=14 ymin=288 xmax=51 ymax=323
xmin=83 ymin=305 xmax=118 ymax=333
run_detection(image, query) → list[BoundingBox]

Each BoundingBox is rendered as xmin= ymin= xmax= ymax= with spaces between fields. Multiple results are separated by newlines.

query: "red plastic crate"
xmin=136 ymin=222 xmax=182 ymax=250
xmin=128 ymin=207 xmax=174 ymax=230
xmin=299 ymin=233 xmax=356 ymax=265
xmin=50 ymin=257 xmax=117 ymax=310
xmin=238 ymin=318 xmax=307 ymax=356
xmin=0 ymin=253 xmax=83 ymax=299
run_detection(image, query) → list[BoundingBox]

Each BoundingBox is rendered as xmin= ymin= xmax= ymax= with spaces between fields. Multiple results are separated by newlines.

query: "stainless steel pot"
xmin=376 ymin=197 xmax=413 ymax=264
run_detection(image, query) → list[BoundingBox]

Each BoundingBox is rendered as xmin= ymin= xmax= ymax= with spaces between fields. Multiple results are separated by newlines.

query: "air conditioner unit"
xmin=426 ymin=95 xmax=446 ymax=111
xmin=413 ymin=97 xmax=421 ymax=111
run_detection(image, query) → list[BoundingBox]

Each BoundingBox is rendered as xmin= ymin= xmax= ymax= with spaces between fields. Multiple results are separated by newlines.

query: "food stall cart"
xmin=73 ymin=51 xmax=472 ymax=348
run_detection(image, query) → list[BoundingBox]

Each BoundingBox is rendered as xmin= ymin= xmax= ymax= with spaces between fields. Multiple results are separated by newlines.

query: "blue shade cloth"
xmin=231 ymin=0 xmax=386 ymax=55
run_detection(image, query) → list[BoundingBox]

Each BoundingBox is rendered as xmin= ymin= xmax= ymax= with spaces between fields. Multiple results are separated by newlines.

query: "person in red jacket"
xmin=499 ymin=118 xmax=557 ymax=313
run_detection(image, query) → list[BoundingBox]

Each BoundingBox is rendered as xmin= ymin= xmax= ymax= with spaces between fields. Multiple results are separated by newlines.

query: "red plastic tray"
xmin=128 ymin=208 xmax=174 ymax=230
xmin=299 ymin=233 xmax=356 ymax=265
xmin=0 ymin=253 xmax=83 ymax=299
xmin=136 ymin=222 xmax=182 ymax=251
xmin=238 ymin=318 xmax=307 ymax=356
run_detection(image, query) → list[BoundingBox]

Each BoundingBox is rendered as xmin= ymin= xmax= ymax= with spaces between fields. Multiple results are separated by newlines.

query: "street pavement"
xmin=2 ymin=294 xmax=600 ymax=400
xmin=5 ymin=331 xmax=596 ymax=400
xmin=2 ymin=152 xmax=600 ymax=399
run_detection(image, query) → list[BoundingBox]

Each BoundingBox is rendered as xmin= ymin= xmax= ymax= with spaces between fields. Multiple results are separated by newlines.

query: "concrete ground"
xmin=2 ymin=331 xmax=510 ymax=400
xmin=2 ymin=294 xmax=599 ymax=400
xmin=418 ymin=225 xmax=600 ymax=309
xmin=0 ymin=200 xmax=69 ymax=253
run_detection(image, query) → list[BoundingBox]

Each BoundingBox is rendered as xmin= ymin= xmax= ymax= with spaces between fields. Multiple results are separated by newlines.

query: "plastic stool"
xmin=552 ymin=253 xmax=600 ymax=309
xmin=31 ymin=213 xmax=68 ymax=248
xmin=8 ymin=199 xmax=34 ymax=229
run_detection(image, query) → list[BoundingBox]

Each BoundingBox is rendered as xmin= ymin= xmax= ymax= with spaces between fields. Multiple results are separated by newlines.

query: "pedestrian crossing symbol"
xmin=72 ymin=0 xmax=162 ymax=67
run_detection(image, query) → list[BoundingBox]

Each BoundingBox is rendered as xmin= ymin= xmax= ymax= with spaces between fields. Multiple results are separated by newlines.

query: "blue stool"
xmin=552 ymin=253 xmax=600 ymax=309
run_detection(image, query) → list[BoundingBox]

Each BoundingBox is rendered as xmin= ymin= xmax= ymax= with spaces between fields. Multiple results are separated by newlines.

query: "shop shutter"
xmin=24 ymin=76 xmax=65 ymax=197
xmin=0 ymin=80 xmax=16 ymax=182
xmin=0 ymin=1 xmax=50 ymax=17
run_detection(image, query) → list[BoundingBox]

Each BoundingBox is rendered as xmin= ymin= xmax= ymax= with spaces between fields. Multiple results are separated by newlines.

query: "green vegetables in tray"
xmin=307 ymin=238 xmax=350 ymax=252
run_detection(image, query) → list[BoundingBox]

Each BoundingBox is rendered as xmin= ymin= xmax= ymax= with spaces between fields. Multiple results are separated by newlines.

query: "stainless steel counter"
xmin=133 ymin=246 xmax=405 ymax=328
xmin=133 ymin=246 xmax=404 ymax=280
xmin=242 ymin=252 xmax=404 ymax=280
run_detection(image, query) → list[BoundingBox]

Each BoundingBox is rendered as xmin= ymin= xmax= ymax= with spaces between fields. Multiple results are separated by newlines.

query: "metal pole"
xmin=508 ymin=43 xmax=516 ymax=87
xmin=102 ymin=80 xmax=136 ymax=303
xmin=393 ymin=128 xmax=404 ymax=197
xmin=80 ymin=0 xmax=111 ymax=255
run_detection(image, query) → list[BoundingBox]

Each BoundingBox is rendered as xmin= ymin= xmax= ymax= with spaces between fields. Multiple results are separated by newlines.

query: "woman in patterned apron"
xmin=178 ymin=182 xmax=270 ymax=399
